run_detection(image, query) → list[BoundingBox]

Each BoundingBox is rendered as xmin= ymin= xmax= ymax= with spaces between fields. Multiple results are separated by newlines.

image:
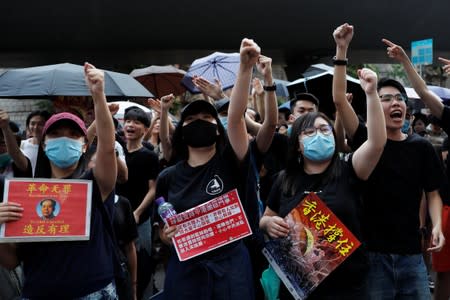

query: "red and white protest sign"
xmin=166 ymin=189 xmax=252 ymax=261
xmin=0 ymin=178 xmax=92 ymax=242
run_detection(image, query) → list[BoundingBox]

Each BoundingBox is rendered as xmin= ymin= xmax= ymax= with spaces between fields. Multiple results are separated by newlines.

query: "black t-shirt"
xmin=353 ymin=123 xmax=444 ymax=254
xmin=155 ymin=143 xmax=252 ymax=255
xmin=246 ymin=140 xmax=265 ymax=232
xmin=113 ymin=195 xmax=138 ymax=254
xmin=267 ymin=157 xmax=367 ymax=292
xmin=18 ymin=170 xmax=115 ymax=298
xmin=156 ymin=143 xmax=249 ymax=216
xmin=259 ymin=132 xmax=288 ymax=204
xmin=437 ymin=106 xmax=450 ymax=206
xmin=116 ymin=147 xmax=159 ymax=224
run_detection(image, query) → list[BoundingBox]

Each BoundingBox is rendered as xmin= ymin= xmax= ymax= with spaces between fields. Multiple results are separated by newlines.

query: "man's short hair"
xmin=40 ymin=198 xmax=56 ymax=209
xmin=289 ymin=93 xmax=320 ymax=112
xmin=278 ymin=107 xmax=291 ymax=120
xmin=377 ymin=78 xmax=408 ymax=103
xmin=124 ymin=106 xmax=150 ymax=128
xmin=26 ymin=110 xmax=51 ymax=128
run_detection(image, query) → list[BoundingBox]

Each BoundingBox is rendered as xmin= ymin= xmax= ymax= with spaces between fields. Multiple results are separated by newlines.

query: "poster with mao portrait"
xmin=0 ymin=178 xmax=92 ymax=242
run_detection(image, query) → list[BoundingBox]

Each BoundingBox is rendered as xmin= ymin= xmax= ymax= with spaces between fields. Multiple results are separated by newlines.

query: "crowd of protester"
xmin=0 ymin=23 xmax=450 ymax=300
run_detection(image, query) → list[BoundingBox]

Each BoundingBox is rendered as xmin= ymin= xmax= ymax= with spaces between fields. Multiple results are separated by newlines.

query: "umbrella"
xmin=286 ymin=64 xmax=366 ymax=119
xmin=130 ymin=65 xmax=186 ymax=99
xmin=109 ymin=101 xmax=152 ymax=126
xmin=406 ymin=86 xmax=450 ymax=102
xmin=274 ymin=79 xmax=290 ymax=98
xmin=0 ymin=63 xmax=153 ymax=98
xmin=429 ymin=85 xmax=450 ymax=101
xmin=109 ymin=100 xmax=178 ymax=127
xmin=181 ymin=52 xmax=240 ymax=94
xmin=406 ymin=85 xmax=450 ymax=114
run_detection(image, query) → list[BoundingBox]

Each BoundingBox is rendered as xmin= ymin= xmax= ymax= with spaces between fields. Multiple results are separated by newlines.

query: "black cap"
xmin=290 ymin=92 xmax=320 ymax=111
xmin=181 ymin=100 xmax=218 ymax=120
xmin=214 ymin=98 xmax=230 ymax=113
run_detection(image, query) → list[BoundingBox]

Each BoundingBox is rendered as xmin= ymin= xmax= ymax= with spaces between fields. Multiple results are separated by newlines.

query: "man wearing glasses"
xmin=340 ymin=79 xmax=444 ymax=300
xmin=381 ymin=38 xmax=450 ymax=300
xmin=332 ymin=23 xmax=444 ymax=299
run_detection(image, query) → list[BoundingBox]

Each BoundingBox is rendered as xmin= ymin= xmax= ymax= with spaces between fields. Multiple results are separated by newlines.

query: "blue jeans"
xmin=365 ymin=252 xmax=431 ymax=300
xmin=22 ymin=281 xmax=117 ymax=300
xmin=163 ymin=242 xmax=254 ymax=300
xmin=136 ymin=217 xmax=152 ymax=256
xmin=75 ymin=282 xmax=118 ymax=300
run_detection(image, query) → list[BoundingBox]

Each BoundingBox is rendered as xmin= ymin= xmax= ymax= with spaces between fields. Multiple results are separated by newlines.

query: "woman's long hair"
xmin=281 ymin=112 xmax=340 ymax=196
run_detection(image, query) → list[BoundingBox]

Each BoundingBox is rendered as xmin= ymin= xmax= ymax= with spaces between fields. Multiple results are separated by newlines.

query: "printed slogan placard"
xmin=166 ymin=189 xmax=252 ymax=261
xmin=263 ymin=192 xmax=361 ymax=300
xmin=0 ymin=178 xmax=92 ymax=242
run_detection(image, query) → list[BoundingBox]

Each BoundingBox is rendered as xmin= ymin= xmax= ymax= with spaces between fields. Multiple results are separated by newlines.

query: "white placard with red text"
xmin=166 ymin=189 xmax=252 ymax=261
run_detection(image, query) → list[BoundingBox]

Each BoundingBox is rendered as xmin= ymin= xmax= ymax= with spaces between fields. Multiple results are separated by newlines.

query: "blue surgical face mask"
xmin=44 ymin=137 xmax=84 ymax=168
xmin=219 ymin=116 xmax=228 ymax=132
xmin=401 ymin=119 xmax=410 ymax=134
xmin=302 ymin=133 xmax=335 ymax=162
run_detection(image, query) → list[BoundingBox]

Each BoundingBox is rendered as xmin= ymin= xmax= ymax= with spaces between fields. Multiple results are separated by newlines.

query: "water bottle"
xmin=156 ymin=197 xmax=177 ymax=222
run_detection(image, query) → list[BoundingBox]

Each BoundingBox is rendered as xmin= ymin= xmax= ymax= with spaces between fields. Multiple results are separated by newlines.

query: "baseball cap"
xmin=42 ymin=112 xmax=87 ymax=137
xmin=290 ymin=93 xmax=320 ymax=110
xmin=181 ymin=100 xmax=218 ymax=120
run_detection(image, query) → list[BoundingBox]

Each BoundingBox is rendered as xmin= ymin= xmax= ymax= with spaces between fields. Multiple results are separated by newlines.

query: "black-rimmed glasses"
xmin=379 ymin=93 xmax=407 ymax=102
xmin=302 ymin=124 xmax=333 ymax=137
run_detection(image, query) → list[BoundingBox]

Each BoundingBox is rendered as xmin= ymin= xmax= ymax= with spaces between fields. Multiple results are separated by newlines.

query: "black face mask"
xmin=182 ymin=119 xmax=218 ymax=148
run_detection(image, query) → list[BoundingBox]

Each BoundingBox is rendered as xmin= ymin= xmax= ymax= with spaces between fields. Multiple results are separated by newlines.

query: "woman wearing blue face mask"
xmin=259 ymin=68 xmax=387 ymax=299
xmin=0 ymin=63 xmax=119 ymax=299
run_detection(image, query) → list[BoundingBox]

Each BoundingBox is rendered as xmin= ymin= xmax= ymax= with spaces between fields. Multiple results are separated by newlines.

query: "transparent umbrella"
xmin=181 ymin=52 xmax=240 ymax=94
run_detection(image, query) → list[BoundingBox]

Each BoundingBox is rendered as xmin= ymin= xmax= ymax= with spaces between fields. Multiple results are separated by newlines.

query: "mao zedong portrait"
xmin=38 ymin=198 xmax=59 ymax=220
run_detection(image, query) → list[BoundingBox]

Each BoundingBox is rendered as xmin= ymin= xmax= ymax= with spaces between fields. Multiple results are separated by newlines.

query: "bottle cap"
xmin=155 ymin=197 xmax=165 ymax=206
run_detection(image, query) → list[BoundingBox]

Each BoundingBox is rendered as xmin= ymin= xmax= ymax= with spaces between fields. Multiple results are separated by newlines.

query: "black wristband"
xmin=263 ymin=83 xmax=277 ymax=91
xmin=332 ymin=56 xmax=348 ymax=66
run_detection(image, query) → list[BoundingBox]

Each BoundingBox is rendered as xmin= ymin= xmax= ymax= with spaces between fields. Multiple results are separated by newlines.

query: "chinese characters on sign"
xmin=302 ymin=198 xmax=354 ymax=256
xmin=0 ymin=178 xmax=92 ymax=242
xmin=166 ymin=189 xmax=252 ymax=261
xmin=263 ymin=192 xmax=361 ymax=300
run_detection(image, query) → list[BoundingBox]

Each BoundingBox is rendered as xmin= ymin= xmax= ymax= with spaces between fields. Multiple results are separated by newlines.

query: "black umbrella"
xmin=0 ymin=63 xmax=153 ymax=98
xmin=287 ymin=64 xmax=366 ymax=119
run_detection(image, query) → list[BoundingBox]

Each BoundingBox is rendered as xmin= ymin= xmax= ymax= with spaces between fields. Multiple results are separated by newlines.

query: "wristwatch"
xmin=332 ymin=56 xmax=348 ymax=66
xmin=263 ymin=83 xmax=277 ymax=91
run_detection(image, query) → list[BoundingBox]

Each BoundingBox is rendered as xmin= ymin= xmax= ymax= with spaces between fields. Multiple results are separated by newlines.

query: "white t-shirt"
xmin=20 ymin=139 xmax=39 ymax=176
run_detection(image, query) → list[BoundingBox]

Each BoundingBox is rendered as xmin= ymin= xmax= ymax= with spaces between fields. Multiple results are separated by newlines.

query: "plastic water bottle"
xmin=156 ymin=197 xmax=177 ymax=222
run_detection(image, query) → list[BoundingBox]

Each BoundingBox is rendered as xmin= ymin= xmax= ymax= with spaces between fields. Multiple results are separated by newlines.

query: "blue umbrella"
xmin=0 ymin=63 xmax=153 ymax=98
xmin=181 ymin=52 xmax=240 ymax=94
xmin=428 ymin=85 xmax=450 ymax=101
